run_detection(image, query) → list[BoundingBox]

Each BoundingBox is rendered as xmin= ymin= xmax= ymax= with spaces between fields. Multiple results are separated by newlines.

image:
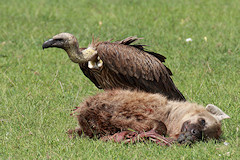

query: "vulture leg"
xmin=100 ymin=130 xmax=175 ymax=146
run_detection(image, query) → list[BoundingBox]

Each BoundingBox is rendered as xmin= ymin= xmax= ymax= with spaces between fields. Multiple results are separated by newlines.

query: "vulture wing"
xmin=96 ymin=42 xmax=168 ymax=82
xmin=96 ymin=41 xmax=185 ymax=100
xmin=115 ymin=37 xmax=172 ymax=75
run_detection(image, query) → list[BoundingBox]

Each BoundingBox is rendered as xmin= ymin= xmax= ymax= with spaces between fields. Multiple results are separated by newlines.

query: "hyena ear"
xmin=206 ymin=104 xmax=230 ymax=121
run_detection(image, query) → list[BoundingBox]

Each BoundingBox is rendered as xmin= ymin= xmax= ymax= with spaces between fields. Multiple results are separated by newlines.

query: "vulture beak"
xmin=42 ymin=39 xmax=55 ymax=50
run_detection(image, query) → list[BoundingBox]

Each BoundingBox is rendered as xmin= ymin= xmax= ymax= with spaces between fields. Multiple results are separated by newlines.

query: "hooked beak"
xmin=42 ymin=39 xmax=55 ymax=50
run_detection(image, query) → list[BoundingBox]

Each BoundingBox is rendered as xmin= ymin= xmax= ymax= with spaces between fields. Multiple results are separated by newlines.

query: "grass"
xmin=0 ymin=0 xmax=239 ymax=159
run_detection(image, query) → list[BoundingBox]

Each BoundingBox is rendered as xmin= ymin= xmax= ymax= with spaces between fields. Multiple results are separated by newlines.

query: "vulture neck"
xmin=64 ymin=42 xmax=87 ymax=64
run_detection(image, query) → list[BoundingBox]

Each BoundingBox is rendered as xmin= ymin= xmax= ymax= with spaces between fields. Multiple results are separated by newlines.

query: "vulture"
xmin=42 ymin=33 xmax=185 ymax=101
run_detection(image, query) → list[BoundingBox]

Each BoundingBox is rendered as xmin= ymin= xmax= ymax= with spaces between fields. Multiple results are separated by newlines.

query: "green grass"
xmin=0 ymin=0 xmax=239 ymax=159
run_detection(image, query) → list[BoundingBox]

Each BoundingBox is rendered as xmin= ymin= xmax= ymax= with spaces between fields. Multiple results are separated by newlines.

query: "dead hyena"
xmin=68 ymin=89 xmax=230 ymax=145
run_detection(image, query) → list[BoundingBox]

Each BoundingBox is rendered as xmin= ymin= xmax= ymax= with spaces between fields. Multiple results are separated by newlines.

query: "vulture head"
xmin=42 ymin=33 xmax=97 ymax=63
xmin=42 ymin=33 xmax=77 ymax=50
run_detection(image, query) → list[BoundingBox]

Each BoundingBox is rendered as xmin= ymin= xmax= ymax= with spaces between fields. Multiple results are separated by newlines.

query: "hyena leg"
xmin=67 ymin=127 xmax=82 ymax=139
xmin=100 ymin=120 xmax=174 ymax=146
xmin=152 ymin=120 xmax=167 ymax=136
xmin=100 ymin=130 xmax=175 ymax=146
xmin=100 ymin=131 xmax=131 ymax=142
xmin=124 ymin=129 xmax=175 ymax=146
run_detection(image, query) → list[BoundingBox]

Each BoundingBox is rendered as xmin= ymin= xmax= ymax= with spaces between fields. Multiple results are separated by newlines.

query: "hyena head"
xmin=178 ymin=104 xmax=230 ymax=143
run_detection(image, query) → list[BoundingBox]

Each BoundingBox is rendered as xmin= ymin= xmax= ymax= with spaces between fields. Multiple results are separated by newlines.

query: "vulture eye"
xmin=199 ymin=118 xmax=206 ymax=126
xmin=55 ymin=38 xmax=63 ymax=41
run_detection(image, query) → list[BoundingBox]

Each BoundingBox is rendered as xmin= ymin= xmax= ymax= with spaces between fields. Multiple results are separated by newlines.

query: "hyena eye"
xmin=191 ymin=129 xmax=196 ymax=134
xmin=199 ymin=118 xmax=206 ymax=126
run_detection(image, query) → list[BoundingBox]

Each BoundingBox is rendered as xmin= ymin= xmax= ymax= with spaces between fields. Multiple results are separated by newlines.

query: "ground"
xmin=0 ymin=0 xmax=239 ymax=159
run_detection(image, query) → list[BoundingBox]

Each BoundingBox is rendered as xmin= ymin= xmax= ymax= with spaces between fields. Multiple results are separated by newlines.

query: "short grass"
xmin=0 ymin=0 xmax=239 ymax=159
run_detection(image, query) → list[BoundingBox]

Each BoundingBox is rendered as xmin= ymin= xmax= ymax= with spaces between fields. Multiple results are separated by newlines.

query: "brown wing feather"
xmin=97 ymin=42 xmax=166 ymax=82
xmin=115 ymin=36 xmax=143 ymax=45
xmin=96 ymin=42 xmax=185 ymax=101
xmin=114 ymin=37 xmax=172 ymax=75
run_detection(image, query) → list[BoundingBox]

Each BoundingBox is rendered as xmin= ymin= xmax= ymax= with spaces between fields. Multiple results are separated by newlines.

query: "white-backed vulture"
xmin=42 ymin=33 xmax=185 ymax=101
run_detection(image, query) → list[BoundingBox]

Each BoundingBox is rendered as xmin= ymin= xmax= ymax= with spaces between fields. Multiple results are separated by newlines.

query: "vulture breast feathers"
xmin=42 ymin=33 xmax=185 ymax=101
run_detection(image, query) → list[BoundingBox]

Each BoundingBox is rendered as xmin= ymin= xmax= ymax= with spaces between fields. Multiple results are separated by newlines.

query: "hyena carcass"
xmin=69 ymin=89 xmax=230 ymax=144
